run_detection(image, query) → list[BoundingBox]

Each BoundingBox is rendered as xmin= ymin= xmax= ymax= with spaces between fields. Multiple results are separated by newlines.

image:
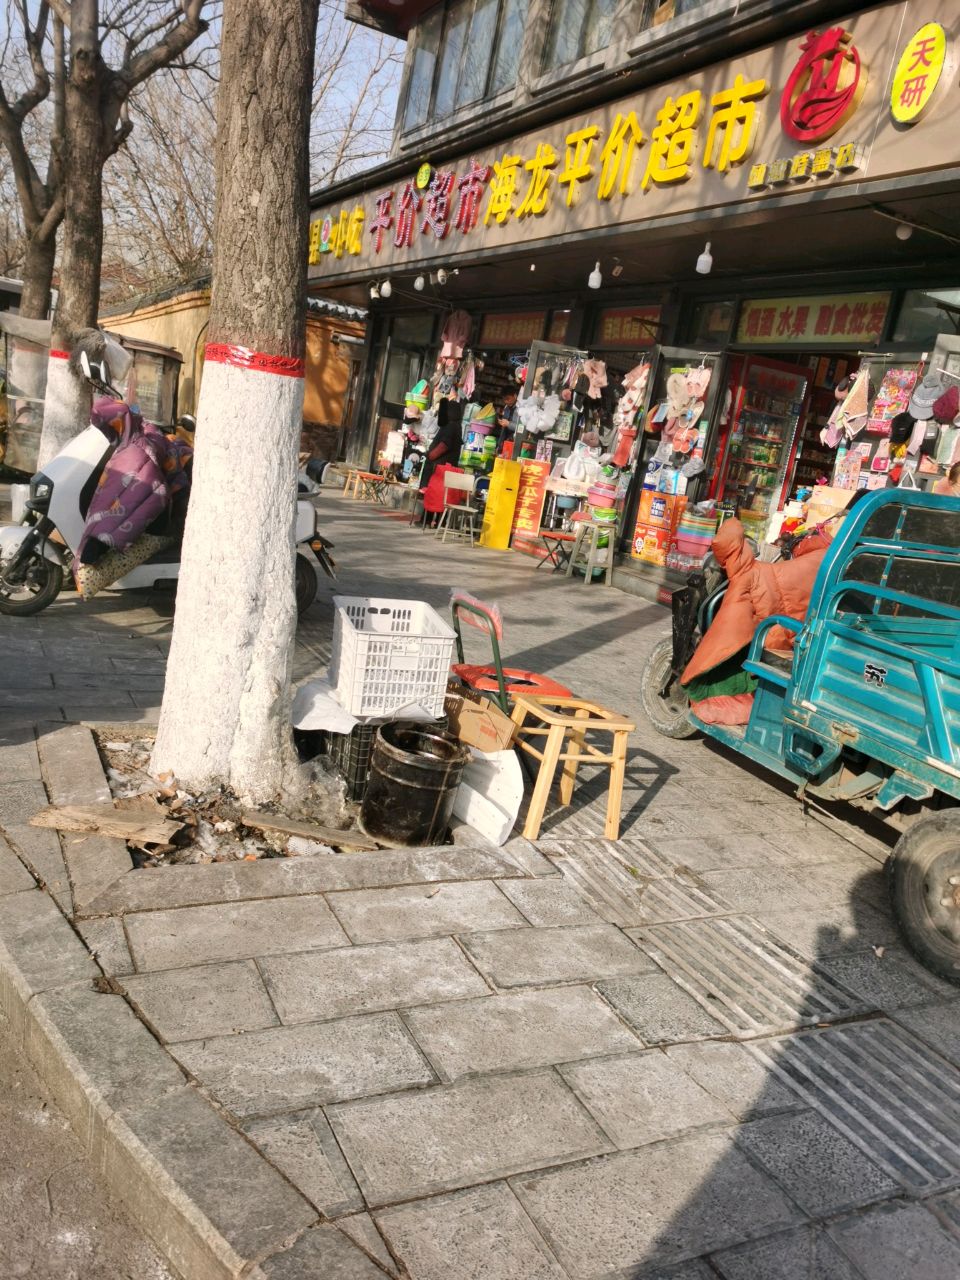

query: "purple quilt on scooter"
xmin=78 ymin=398 xmax=192 ymax=565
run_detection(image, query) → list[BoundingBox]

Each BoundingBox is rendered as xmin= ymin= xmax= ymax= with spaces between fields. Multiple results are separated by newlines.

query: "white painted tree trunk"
xmin=152 ymin=0 xmax=319 ymax=800
xmin=152 ymin=358 xmax=302 ymax=798
xmin=37 ymin=353 xmax=90 ymax=470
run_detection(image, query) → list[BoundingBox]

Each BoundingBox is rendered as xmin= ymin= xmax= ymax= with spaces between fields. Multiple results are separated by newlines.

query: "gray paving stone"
xmin=25 ymin=983 xmax=185 ymax=1113
xmin=115 ymin=1084 xmax=317 ymax=1271
xmin=460 ymin=923 xmax=654 ymax=988
xmin=734 ymin=1109 xmax=900 ymax=1215
xmin=781 ymin=857 xmax=888 ymax=913
xmin=758 ymin=903 xmax=898 ymax=959
xmin=122 ymin=960 xmax=279 ymax=1042
xmin=646 ymin=834 xmax=801 ymax=873
xmin=125 ymin=895 xmax=350 ymax=970
xmin=405 ymin=985 xmax=639 ymax=1080
xmin=0 ymin=778 xmax=49 ymax=826
xmin=497 ymin=837 xmax=558 ymax=877
xmin=327 ymin=1070 xmax=611 ymax=1206
xmin=53 ymin=671 xmax=165 ymax=691
xmin=819 ymin=947 xmax=959 ymax=1011
xmin=0 ymin=833 xmax=34 ymax=895
xmin=512 ymin=1130 xmax=802 ymax=1277
xmin=711 ymin=1225 xmax=864 ymax=1280
xmin=559 ymin=1049 xmax=732 ymax=1148
xmin=75 ymin=917 xmax=134 ymax=976
xmin=495 ymin=877 xmax=600 ymax=925
xmin=375 ymin=1182 xmax=564 ymax=1280
xmin=596 ymin=973 xmax=728 ymax=1044
xmin=0 ymin=889 xmax=97 ymax=996
xmin=0 ymin=667 xmax=54 ymax=688
xmin=699 ymin=867 xmax=809 ymax=915
xmin=0 ymin=688 xmax=89 ymax=709
xmin=261 ymin=1224 xmax=388 ymax=1279
xmin=260 ymin=936 xmax=489 ymax=1024
xmin=243 ymin=1110 xmax=363 ymax=1217
xmin=0 ymin=822 xmax=70 ymax=913
xmin=62 ymin=833 xmax=132 ymax=912
xmin=36 ymin=723 xmax=113 ymax=805
xmin=337 ymin=1213 xmax=401 ymax=1277
xmin=664 ymin=1041 xmax=802 ymax=1120
xmin=894 ymin=1002 xmax=960 ymax=1068
xmin=827 ymin=1201 xmax=960 ymax=1280
xmin=89 ymin=843 xmax=522 ymax=915
xmin=642 ymin=1264 xmax=717 ymax=1280
xmin=328 ymin=880 xmax=527 ymax=943
xmin=0 ymin=732 xmax=42 ymax=781
xmin=172 ymin=1012 xmax=435 ymax=1116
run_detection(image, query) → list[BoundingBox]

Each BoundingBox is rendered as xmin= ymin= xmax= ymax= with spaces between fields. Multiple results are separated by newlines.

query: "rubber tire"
xmin=295 ymin=552 xmax=318 ymax=616
xmin=640 ymin=636 xmax=698 ymax=739
xmin=888 ymin=812 xmax=960 ymax=984
xmin=0 ymin=554 xmax=63 ymax=616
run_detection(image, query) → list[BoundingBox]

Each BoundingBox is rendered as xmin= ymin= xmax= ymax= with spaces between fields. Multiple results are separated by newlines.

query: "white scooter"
xmin=0 ymin=337 xmax=334 ymax=617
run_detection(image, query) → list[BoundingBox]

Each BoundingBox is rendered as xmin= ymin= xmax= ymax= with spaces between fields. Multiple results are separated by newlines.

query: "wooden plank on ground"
xmin=240 ymin=810 xmax=379 ymax=851
xmin=31 ymin=803 xmax=182 ymax=845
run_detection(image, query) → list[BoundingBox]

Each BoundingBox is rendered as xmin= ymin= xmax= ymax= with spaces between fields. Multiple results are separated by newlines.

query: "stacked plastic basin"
xmin=587 ymin=480 xmax=619 ymax=523
xmin=675 ymin=510 xmax=718 ymax=558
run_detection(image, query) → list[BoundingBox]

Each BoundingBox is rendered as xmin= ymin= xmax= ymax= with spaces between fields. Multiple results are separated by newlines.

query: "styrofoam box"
xmin=330 ymin=596 xmax=456 ymax=718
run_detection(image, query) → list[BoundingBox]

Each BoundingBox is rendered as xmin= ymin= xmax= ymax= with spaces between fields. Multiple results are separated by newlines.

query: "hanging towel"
xmin=441 ymin=310 xmax=472 ymax=358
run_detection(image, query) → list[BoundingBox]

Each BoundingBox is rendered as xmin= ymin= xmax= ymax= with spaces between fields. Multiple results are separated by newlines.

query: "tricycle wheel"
xmin=888 ymin=812 xmax=960 ymax=984
xmin=640 ymin=637 xmax=697 ymax=740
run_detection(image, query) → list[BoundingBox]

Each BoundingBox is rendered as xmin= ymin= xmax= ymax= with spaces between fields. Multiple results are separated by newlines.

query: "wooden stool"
xmin=343 ymin=469 xmax=361 ymax=499
xmin=565 ymin=521 xmax=614 ymax=587
xmin=510 ymin=694 xmax=635 ymax=840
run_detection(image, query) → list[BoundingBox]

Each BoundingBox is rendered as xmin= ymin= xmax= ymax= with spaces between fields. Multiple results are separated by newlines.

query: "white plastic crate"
xmin=330 ymin=596 xmax=456 ymax=718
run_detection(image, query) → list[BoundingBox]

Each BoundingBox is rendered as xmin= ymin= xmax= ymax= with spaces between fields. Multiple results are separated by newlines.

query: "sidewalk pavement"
xmin=2 ymin=493 xmax=960 ymax=1280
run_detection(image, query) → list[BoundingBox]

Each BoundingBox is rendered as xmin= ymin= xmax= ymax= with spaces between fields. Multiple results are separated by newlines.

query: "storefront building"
xmin=309 ymin=0 xmax=960 ymax=591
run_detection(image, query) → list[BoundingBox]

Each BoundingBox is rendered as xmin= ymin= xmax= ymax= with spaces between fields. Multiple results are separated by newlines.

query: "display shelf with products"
xmin=717 ymin=356 xmax=809 ymax=532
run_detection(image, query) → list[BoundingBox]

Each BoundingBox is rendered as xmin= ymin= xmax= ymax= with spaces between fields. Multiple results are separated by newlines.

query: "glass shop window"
xmin=401 ymin=0 xmax=530 ymax=132
xmin=893 ymin=288 xmax=960 ymax=348
xmin=546 ymin=0 xmax=618 ymax=68
xmin=684 ymin=299 xmax=735 ymax=346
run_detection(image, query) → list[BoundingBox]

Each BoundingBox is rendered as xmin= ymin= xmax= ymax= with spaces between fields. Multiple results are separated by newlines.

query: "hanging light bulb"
xmin=437 ymin=269 xmax=448 ymax=285
xmin=413 ymin=275 xmax=426 ymax=291
xmin=896 ymin=223 xmax=914 ymax=241
xmin=380 ymin=279 xmax=393 ymax=298
xmin=587 ymin=261 xmax=602 ymax=289
xmin=369 ymin=283 xmax=380 ymax=300
xmin=695 ymin=242 xmax=713 ymax=275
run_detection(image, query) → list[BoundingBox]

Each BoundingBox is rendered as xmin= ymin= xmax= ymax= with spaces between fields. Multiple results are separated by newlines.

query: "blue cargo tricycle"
xmin=641 ymin=489 xmax=960 ymax=981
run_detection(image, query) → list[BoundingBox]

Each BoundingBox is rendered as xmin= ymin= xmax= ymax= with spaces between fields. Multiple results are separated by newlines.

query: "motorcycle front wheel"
xmin=295 ymin=552 xmax=319 ymax=616
xmin=0 ymin=552 xmax=63 ymax=616
xmin=640 ymin=637 xmax=698 ymax=739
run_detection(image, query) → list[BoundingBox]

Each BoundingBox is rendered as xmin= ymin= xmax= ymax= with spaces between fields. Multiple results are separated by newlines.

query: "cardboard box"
xmin=444 ymin=692 xmax=516 ymax=752
xmin=640 ymin=491 xmax=688 ymax=530
xmin=804 ymin=484 xmax=855 ymax=526
xmin=632 ymin=522 xmax=672 ymax=565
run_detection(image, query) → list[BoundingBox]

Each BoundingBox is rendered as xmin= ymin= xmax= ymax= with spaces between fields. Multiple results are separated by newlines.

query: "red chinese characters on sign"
xmin=479 ymin=312 xmax=545 ymax=348
xmin=394 ymin=182 xmax=423 ymax=250
xmin=455 ymin=160 xmax=492 ymax=234
xmin=369 ymin=192 xmax=394 ymax=254
xmin=781 ymin=28 xmax=864 ymax=144
xmin=595 ymin=307 xmax=662 ymax=349
xmin=510 ymin=462 xmax=551 ymax=542
xmin=421 ymin=170 xmax=456 ymax=240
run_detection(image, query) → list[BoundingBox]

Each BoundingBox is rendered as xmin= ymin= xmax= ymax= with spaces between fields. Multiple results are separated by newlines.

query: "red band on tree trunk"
xmin=50 ymin=349 xmax=70 ymax=360
xmin=205 ymin=343 xmax=305 ymax=378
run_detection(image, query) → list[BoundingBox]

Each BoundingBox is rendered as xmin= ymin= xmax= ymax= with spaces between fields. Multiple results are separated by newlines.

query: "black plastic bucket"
xmin=360 ymin=722 xmax=470 ymax=847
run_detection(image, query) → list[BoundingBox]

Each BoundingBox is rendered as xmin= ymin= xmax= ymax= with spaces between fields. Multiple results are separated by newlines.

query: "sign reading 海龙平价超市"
xmin=736 ymin=293 xmax=891 ymax=345
xmin=308 ymin=0 xmax=958 ymax=276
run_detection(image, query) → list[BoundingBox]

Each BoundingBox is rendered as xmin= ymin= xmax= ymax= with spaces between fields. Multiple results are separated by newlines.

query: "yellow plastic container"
xmin=480 ymin=458 xmax=521 ymax=549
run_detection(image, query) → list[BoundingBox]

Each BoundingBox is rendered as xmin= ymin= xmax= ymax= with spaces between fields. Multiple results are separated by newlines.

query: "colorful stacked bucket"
xmin=588 ymin=481 xmax=618 ymax=523
xmin=675 ymin=511 xmax=717 ymax=558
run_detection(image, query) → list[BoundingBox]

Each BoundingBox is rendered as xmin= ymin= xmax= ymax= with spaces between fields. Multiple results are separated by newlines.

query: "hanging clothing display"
xmin=441 ymin=309 xmax=472 ymax=359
